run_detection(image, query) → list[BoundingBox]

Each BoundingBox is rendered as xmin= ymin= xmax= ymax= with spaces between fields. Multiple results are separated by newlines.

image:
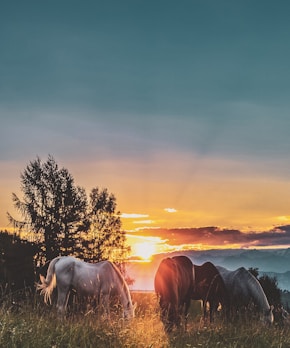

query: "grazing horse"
xmin=37 ymin=256 xmax=135 ymax=319
xmin=192 ymin=262 xmax=229 ymax=322
xmin=217 ymin=266 xmax=274 ymax=325
xmin=154 ymin=255 xmax=194 ymax=332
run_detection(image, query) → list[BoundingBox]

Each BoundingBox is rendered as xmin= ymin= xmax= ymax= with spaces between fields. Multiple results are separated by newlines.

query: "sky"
xmin=2 ymin=1 xmax=290 ymax=257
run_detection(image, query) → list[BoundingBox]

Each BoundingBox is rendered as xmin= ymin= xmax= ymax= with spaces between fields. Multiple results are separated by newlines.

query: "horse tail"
xmin=37 ymin=256 xmax=61 ymax=305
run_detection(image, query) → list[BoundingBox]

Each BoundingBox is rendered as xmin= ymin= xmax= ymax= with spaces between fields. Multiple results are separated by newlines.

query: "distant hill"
xmin=127 ymin=248 xmax=290 ymax=291
xmin=172 ymin=248 xmax=290 ymax=273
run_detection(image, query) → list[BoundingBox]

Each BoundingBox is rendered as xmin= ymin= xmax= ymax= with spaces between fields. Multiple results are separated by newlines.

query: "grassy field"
xmin=0 ymin=290 xmax=290 ymax=348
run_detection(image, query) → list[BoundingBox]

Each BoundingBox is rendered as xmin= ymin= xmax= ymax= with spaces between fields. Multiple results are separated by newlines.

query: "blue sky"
xmin=2 ymin=1 xmax=290 ymax=245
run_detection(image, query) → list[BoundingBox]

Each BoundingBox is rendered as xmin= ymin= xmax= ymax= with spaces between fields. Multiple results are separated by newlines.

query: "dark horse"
xmin=154 ymin=255 xmax=194 ymax=332
xmin=192 ymin=262 xmax=229 ymax=322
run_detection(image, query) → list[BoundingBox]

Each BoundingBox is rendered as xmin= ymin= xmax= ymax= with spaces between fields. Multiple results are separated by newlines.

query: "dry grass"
xmin=0 ymin=290 xmax=290 ymax=348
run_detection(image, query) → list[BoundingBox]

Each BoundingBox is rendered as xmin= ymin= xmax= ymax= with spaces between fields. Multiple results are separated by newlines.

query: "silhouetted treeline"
xmin=0 ymin=230 xmax=38 ymax=293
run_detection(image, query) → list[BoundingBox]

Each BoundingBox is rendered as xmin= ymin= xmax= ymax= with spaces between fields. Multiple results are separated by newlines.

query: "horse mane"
xmin=234 ymin=267 xmax=270 ymax=310
xmin=108 ymin=262 xmax=130 ymax=292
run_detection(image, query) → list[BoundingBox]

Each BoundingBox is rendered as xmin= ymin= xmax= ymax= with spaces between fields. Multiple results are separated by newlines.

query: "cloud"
xmin=129 ymin=225 xmax=290 ymax=249
xmin=120 ymin=213 xmax=149 ymax=219
xmin=164 ymin=208 xmax=177 ymax=213
xmin=133 ymin=220 xmax=154 ymax=224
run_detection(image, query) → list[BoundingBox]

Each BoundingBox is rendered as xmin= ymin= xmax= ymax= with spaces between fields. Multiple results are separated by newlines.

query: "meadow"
xmin=0 ymin=290 xmax=290 ymax=348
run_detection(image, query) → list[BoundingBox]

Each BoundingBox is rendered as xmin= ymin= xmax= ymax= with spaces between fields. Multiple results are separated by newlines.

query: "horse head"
xmin=124 ymin=301 xmax=137 ymax=319
xmin=261 ymin=305 xmax=274 ymax=326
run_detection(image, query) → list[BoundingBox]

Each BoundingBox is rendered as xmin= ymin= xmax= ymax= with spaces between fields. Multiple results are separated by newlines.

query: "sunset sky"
xmin=2 ymin=1 xmax=290 ymax=257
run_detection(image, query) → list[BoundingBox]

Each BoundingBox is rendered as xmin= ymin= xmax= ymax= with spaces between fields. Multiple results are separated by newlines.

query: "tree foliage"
xmin=80 ymin=187 xmax=129 ymax=262
xmin=259 ymin=274 xmax=281 ymax=306
xmin=0 ymin=230 xmax=38 ymax=291
xmin=248 ymin=267 xmax=259 ymax=279
xmin=248 ymin=267 xmax=281 ymax=306
xmin=7 ymin=155 xmax=129 ymax=264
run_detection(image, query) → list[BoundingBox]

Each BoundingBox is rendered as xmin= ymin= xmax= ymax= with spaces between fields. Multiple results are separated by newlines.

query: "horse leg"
xmin=224 ymin=301 xmax=230 ymax=322
xmin=165 ymin=304 xmax=174 ymax=333
xmin=209 ymin=301 xmax=214 ymax=323
xmin=183 ymin=299 xmax=191 ymax=331
xmin=203 ymin=300 xmax=208 ymax=322
xmin=209 ymin=298 xmax=221 ymax=323
xmin=101 ymin=293 xmax=111 ymax=320
xmin=175 ymin=305 xmax=182 ymax=330
xmin=175 ymin=304 xmax=183 ymax=329
xmin=56 ymin=286 xmax=70 ymax=316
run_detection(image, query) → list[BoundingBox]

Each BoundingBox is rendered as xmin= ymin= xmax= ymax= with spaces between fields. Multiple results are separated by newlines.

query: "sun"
xmin=133 ymin=241 xmax=157 ymax=261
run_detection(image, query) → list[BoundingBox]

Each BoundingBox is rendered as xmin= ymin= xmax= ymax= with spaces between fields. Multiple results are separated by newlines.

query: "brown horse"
xmin=154 ymin=255 xmax=194 ymax=332
xmin=192 ymin=262 xmax=229 ymax=322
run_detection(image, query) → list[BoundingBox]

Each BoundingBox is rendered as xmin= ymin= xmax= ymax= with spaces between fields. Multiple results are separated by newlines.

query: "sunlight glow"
xmin=277 ymin=215 xmax=290 ymax=222
xmin=132 ymin=241 xmax=157 ymax=261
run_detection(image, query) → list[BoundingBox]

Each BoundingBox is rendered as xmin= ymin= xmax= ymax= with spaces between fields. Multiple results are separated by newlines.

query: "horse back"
xmin=193 ymin=262 xmax=218 ymax=296
xmin=172 ymin=256 xmax=194 ymax=301
xmin=154 ymin=256 xmax=193 ymax=306
xmin=154 ymin=258 xmax=178 ymax=305
xmin=98 ymin=261 xmax=129 ymax=294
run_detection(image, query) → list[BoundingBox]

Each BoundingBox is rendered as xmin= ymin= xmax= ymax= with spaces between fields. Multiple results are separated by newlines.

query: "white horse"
xmin=216 ymin=266 xmax=273 ymax=324
xmin=37 ymin=256 xmax=135 ymax=319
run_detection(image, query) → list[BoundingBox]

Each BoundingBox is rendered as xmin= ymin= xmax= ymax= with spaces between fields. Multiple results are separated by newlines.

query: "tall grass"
xmin=0 ymin=291 xmax=290 ymax=348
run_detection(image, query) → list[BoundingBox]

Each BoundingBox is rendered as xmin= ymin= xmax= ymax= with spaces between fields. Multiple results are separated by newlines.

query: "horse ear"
xmin=270 ymin=305 xmax=274 ymax=311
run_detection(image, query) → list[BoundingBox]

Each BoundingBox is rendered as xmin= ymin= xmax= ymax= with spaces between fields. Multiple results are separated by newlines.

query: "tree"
xmin=248 ymin=267 xmax=259 ymax=279
xmin=81 ymin=187 xmax=130 ymax=263
xmin=0 ymin=230 xmax=38 ymax=291
xmin=7 ymin=155 xmax=87 ymax=261
xmin=7 ymin=155 xmax=129 ymax=265
xmin=248 ymin=267 xmax=281 ymax=306
xmin=259 ymin=274 xmax=281 ymax=306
